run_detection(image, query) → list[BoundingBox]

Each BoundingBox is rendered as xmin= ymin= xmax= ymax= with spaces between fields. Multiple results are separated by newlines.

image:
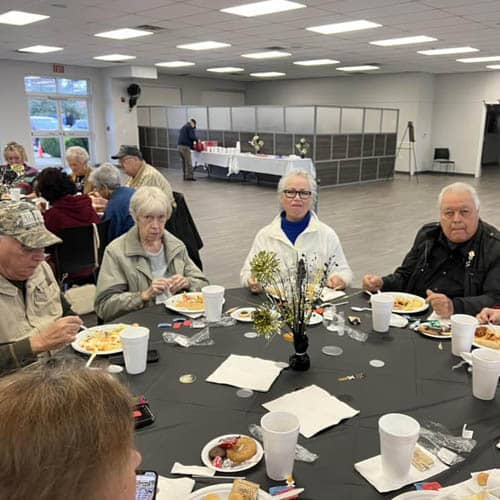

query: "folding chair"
xmin=432 ymin=148 xmax=455 ymax=174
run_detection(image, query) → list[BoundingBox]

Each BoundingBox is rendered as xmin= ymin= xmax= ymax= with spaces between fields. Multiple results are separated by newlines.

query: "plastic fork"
xmin=351 ymin=306 xmax=371 ymax=312
xmin=337 ymin=372 xmax=366 ymax=381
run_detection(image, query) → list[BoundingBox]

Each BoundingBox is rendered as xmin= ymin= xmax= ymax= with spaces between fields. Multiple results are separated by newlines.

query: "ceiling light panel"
xmin=306 ymin=20 xmax=382 ymax=35
xmin=94 ymin=28 xmax=154 ymax=40
xmin=241 ymin=50 xmax=291 ymax=59
xmin=155 ymin=61 xmax=195 ymax=67
xmin=293 ymin=59 xmax=339 ymax=66
xmin=417 ymin=46 xmax=478 ymax=56
xmin=370 ymin=35 xmax=436 ymax=46
xmin=207 ymin=67 xmax=244 ymax=73
xmin=457 ymin=56 xmax=500 ymax=63
xmin=486 ymin=65 xmax=500 ymax=69
xmin=93 ymin=54 xmax=136 ymax=61
xmin=336 ymin=65 xmax=379 ymax=72
xmin=177 ymin=41 xmax=231 ymax=50
xmin=0 ymin=10 xmax=49 ymax=26
xmin=221 ymin=0 xmax=305 ymax=17
xmin=250 ymin=71 xmax=286 ymax=77
xmin=18 ymin=45 xmax=63 ymax=53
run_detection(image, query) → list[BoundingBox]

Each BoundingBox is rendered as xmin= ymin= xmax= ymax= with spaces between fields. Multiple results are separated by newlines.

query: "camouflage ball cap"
xmin=0 ymin=201 xmax=62 ymax=249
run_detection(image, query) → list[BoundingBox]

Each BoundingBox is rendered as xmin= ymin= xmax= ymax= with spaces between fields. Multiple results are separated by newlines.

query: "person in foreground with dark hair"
xmin=177 ymin=118 xmax=198 ymax=181
xmin=0 ymin=363 xmax=141 ymax=500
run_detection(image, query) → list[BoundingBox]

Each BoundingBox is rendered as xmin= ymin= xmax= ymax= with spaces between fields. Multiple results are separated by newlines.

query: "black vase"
xmin=300 ymin=153 xmax=305 ymax=159
xmin=289 ymin=330 xmax=310 ymax=371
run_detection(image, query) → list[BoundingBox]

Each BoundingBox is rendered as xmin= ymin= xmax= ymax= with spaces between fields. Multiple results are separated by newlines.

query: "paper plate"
xmin=392 ymin=492 xmax=440 ymax=499
xmin=71 ymin=324 xmax=127 ymax=355
xmin=307 ymin=311 xmax=323 ymax=326
xmin=473 ymin=324 xmax=500 ymax=351
xmin=230 ymin=307 xmax=256 ymax=323
xmin=165 ymin=292 xmax=205 ymax=314
xmin=417 ymin=321 xmax=452 ymax=340
xmin=383 ymin=292 xmax=429 ymax=314
xmin=188 ymin=483 xmax=271 ymax=500
xmin=201 ymin=434 xmax=263 ymax=473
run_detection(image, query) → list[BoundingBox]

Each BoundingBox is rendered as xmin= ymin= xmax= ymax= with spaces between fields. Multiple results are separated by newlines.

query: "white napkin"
xmin=262 ymin=384 xmax=359 ymax=438
xmin=427 ymin=311 xmax=451 ymax=322
xmin=354 ymin=446 xmax=448 ymax=493
xmin=320 ymin=289 xmax=346 ymax=302
xmin=157 ymin=475 xmax=195 ymax=500
xmin=206 ymin=354 xmax=288 ymax=392
xmin=170 ymin=462 xmax=215 ymax=477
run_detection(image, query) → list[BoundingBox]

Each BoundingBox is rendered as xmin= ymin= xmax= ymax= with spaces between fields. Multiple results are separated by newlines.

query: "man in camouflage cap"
xmin=0 ymin=201 xmax=82 ymax=374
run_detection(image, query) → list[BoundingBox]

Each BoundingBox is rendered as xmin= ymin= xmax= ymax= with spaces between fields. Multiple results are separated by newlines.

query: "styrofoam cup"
xmin=471 ymin=348 xmax=500 ymax=400
xmin=202 ymin=285 xmax=225 ymax=322
xmin=451 ymin=314 xmax=478 ymax=356
xmin=371 ymin=293 xmax=395 ymax=332
xmin=261 ymin=411 xmax=300 ymax=481
xmin=120 ymin=326 xmax=149 ymax=375
xmin=379 ymin=413 xmax=420 ymax=480
xmin=9 ymin=188 xmax=21 ymax=201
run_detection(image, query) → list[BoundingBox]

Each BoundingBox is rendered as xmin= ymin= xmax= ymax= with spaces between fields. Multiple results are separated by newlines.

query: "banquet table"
xmin=191 ymin=151 xmax=316 ymax=178
xmin=115 ymin=288 xmax=500 ymax=500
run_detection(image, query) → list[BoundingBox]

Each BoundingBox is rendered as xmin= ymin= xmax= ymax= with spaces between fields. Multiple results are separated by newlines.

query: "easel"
xmin=396 ymin=121 xmax=418 ymax=182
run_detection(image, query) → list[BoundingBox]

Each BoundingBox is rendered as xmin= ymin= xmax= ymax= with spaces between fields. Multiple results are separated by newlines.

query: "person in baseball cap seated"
xmin=0 ymin=201 xmax=82 ymax=374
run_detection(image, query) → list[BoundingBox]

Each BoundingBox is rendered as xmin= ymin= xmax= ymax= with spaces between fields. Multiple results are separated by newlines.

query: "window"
xmin=25 ymin=76 xmax=91 ymax=168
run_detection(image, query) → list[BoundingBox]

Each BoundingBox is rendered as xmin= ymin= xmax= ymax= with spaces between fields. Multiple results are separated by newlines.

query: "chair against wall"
xmin=432 ymin=148 xmax=455 ymax=174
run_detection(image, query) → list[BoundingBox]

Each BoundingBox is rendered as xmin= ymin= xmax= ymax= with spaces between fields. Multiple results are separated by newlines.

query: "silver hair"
xmin=277 ymin=169 xmax=318 ymax=205
xmin=438 ymin=182 xmax=480 ymax=210
xmin=130 ymin=186 xmax=172 ymax=222
xmin=65 ymin=146 xmax=89 ymax=164
xmin=89 ymin=163 xmax=122 ymax=191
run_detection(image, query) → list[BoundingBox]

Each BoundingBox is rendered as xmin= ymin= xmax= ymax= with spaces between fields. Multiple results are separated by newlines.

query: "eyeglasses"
xmin=282 ymin=189 xmax=312 ymax=200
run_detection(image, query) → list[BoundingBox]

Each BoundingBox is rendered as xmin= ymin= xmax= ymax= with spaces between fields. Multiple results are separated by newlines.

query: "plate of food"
xmin=165 ymin=292 xmax=205 ymax=314
xmin=473 ymin=324 xmax=500 ymax=350
xmin=417 ymin=320 xmax=452 ymax=339
xmin=384 ymin=292 xmax=428 ymax=314
xmin=188 ymin=480 xmax=271 ymax=500
xmin=71 ymin=324 xmax=128 ymax=355
xmin=307 ymin=311 xmax=323 ymax=326
xmin=230 ymin=307 xmax=256 ymax=323
xmin=201 ymin=434 xmax=263 ymax=473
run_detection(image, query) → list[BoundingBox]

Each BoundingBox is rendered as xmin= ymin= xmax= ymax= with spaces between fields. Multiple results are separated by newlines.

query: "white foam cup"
xmin=261 ymin=411 xmax=300 ymax=481
xmin=9 ymin=188 xmax=21 ymax=201
xmin=371 ymin=293 xmax=395 ymax=332
xmin=120 ymin=326 xmax=150 ymax=375
xmin=202 ymin=285 xmax=225 ymax=322
xmin=471 ymin=348 xmax=500 ymax=400
xmin=378 ymin=413 xmax=420 ymax=480
xmin=451 ymin=314 xmax=478 ymax=356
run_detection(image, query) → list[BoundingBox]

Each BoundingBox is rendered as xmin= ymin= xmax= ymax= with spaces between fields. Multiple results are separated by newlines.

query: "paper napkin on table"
xmin=354 ymin=446 xmax=448 ymax=493
xmin=170 ymin=462 xmax=215 ymax=477
xmin=262 ymin=384 xmax=359 ymax=438
xmin=427 ymin=311 xmax=451 ymax=322
xmin=157 ymin=475 xmax=195 ymax=500
xmin=206 ymin=354 xmax=288 ymax=392
xmin=320 ymin=289 xmax=346 ymax=302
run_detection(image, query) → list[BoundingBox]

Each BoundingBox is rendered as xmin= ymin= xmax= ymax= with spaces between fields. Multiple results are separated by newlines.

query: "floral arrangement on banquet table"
xmin=249 ymin=250 xmax=335 ymax=371
xmin=0 ymin=163 xmax=26 ymax=194
xmin=249 ymin=135 xmax=264 ymax=153
xmin=295 ymin=137 xmax=310 ymax=158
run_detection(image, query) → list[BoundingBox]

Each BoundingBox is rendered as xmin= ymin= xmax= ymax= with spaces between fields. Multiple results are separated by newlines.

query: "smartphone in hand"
xmin=136 ymin=470 xmax=158 ymax=500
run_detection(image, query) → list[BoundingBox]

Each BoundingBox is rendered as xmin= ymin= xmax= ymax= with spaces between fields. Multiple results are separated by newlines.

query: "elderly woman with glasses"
xmin=95 ymin=186 xmax=208 ymax=322
xmin=240 ymin=169 xmax=352 ymax=293
xmin=65 ymin=146 xmax=94 ymax=194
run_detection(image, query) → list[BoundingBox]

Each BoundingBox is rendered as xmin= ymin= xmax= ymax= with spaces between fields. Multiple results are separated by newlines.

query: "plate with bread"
xmin=230 ymin=307 xmax=256 ymax=323
xmin=188 ymin=480 xmax=271 ymax=500
xmin=417 ymin=320 xmax=452 ymax=340
xmin=201 ymin=434 xmax=263 ymax=473
xmin=473 ymin=324 xmax=500 ymax=350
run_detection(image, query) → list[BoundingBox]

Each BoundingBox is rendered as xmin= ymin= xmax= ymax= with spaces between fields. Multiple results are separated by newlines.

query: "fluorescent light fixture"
xmin=94 ymin=28 xmax=153 ymax=40
xmin=306 ymin=20 xmax=381 ymax=35
xmin=293 ymin=58 xmax=339 ymax=66
xmin=370 ymin=35 xmax=436 ymax=46
xmin=177 ymin=41 xmax=231 ymax=50
xmin=418 ymin=46 xmax=478 ymax=56
xmin=242 ymin=50 xmax=291 ymax=59
xmin=0 ymin=10 xmax=49 ymax=25
xmin=207 ymin=67 xmax=244 ymax=73
xmin=155 ymin=61 xmax=195 ymax=67
xmin=457 ymin=55 xmax=500 ymax=63
xmin=486 ymin=64 xmax=500 ymax=69
xmin=93 ymin=54 xmax=136 ymax=61
xmin=18 ymin=45 xmax=63 ymax=54
xmin=221 ymin=0 xmax=305 ymax=17
xmin=336 ymin=65 xmax=379 ymax=72
xmin=250 ymin=71 xmax=286 ymax=77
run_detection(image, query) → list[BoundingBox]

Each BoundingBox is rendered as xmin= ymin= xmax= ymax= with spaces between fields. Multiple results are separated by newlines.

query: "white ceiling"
xmin=2 ymin=0 xmax=500 ymax=80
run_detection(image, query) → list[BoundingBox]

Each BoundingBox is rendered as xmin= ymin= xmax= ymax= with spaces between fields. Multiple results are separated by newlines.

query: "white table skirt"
xmin=191 ymin=151 xmax=316 ymax=178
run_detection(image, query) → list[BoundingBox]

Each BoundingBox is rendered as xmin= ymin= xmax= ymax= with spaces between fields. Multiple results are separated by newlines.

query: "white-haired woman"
xmin=95 ymin=186 xmax=208 ymax=322
xmin=240 ymin=169 xmax=352 ymax=293
xmin=89 ymin=163 xmax=134 ymax=241
xmin=65 ymin=146 xmax=94 ymax=194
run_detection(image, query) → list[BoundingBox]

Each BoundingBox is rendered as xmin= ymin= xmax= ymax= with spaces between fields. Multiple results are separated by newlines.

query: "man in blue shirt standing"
xmin=177 ymin=118 xmax=198 ymax=181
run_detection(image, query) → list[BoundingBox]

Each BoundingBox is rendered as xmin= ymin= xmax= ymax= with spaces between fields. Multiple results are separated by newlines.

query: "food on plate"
xmin=229 ymin=479 xmax=259 ymax=500
xmin=393 ymin=294 xmax=425 ymax=311
xmin=174 ymin=292 xmax=204 ymax=310
xmin=475 ymin=325 xmax=500 ymax=349
xmin=208 ymin=436 xmax=258 ymax=468
xmin=477 ymin=472 xmax=489 ymax=487
xmin=204 ymin=495 xmax=220 ymax=500
xmin=411 ymin=446 xmax=435 ymax=472
xmin=79 ymin=324 xmax=127 ymax=352
xmin=238 ymin=310 xmax=252 ymax=319
xmin=418 ymin=321 xmax=452 ymax=337
xmin=208 ymin=446 xmax=226 ymax=460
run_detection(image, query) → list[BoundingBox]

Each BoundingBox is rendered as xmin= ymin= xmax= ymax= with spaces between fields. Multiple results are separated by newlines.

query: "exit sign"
xmin=53 ymin=64 xmax=64 ymax=74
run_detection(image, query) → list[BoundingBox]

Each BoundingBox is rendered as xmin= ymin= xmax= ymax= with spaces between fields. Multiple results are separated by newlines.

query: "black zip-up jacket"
xmin=381 ymin=220 xmax=500 ymax=315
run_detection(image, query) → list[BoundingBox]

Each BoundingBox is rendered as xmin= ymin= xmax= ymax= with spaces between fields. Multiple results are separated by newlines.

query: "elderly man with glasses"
xmin=240 ymin=169 xmax=352 ymax=293
xmin=363 ymin=182 xmax=500 ymax=317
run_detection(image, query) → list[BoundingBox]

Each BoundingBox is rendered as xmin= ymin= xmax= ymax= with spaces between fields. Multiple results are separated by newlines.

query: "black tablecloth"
xmin=115 ymin=288 xmax=500 ymax=500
